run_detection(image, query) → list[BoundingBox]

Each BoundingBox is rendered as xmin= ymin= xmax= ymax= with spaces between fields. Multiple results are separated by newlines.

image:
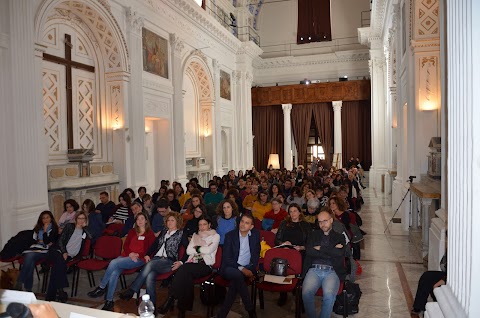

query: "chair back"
xmin=81 ymin=239 xmax=92 ymax=258
xmin=260 ymin=230 xmax=276 ymax=247
xmin=254 ymin=218 xmax=262 ymax=230
xmin=212 ymin=246 xmax=222 ymax=270
xmin=94 ymin=236 xmax=122 ymax=259
xmin=263 ymin=248 xmax=302 ymax=276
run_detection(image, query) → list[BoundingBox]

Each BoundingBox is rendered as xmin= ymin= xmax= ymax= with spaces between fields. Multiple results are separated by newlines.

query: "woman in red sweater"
xmin=87 ymin=212 xmax=155 ymax=311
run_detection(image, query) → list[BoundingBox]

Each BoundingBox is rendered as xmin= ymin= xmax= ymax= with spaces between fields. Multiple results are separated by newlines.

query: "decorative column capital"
xmin=246 ymin=72 xmax=253 ymax=85
xmin=232 ymin=70 xmax=241 ymax=85
xmin=126 ymin=8 xmax=144 ymax=34
xmin=170 ymin=33 xmax=185 ymax=55
xmin=332 ymin=101 xmax=343 ymax=112
xmin=282 ymin=103 xmax=292 ymax=113
xmin=212 ymin=59 xmax=220 ymax=75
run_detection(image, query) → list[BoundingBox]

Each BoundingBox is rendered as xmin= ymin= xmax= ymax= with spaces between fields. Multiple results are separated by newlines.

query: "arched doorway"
xmin=35 ymin=0 xmax=129 ymax=216
xmin=183 ymin=55 xmax=215 ymax=186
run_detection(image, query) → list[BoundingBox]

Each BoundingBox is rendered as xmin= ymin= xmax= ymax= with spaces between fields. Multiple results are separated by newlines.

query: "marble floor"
xmin=2 ymin=180 xmax=428 ymax=318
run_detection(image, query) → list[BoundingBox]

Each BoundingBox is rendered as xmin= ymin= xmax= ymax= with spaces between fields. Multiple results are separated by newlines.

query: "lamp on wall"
xmin=421 ymin=99 xmax=437 ymax=111
xmin=267 ymin=153 xmax=280 ymax=169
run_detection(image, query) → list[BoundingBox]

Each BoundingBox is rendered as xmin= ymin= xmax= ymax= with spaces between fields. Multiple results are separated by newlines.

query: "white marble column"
xmin=126 ymin=9 xmax=146 ymax=188
xmin=332 ymin=101 xmax=343 ymax=168
xmin=170 ymin=34 xmax=188 ymax=187
xmin=212 ymin=59 xmax=224 ymax=177
xmin=282 ymin=104 xmax=293 ymax=170
xmin=234 ymin=70 xmax=247 ymax=171
xmin=7 ymin=0 xmax=49 ymax=240
xmin=245 ymin=72 xmax=254 ymax=168
xmin=369 ymin=45 xmax=388 ymax=190
xmin=428 ymin=1 xmax=480 ymax=317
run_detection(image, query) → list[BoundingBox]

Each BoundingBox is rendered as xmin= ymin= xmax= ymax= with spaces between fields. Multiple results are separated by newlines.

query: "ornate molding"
xmin=282 ymin=103 xmax=292 ymax=112
xmin=212 ymin=59 xmax=220 ymax=75
xmin=251 ymin=80 xmax=371 ymax=106
xmin=232 ymin=70 xmax=242 ymax=85
xmin=191 ymin=49 xmax=208 ymax=64
xmin=144 ymin=0 xmax=242 ymax=54
xmin=254 ymin=50 xmax=370 ymax=70
xmin=246 ymin=72 xmax=253 ymax=85
xmin=332 ymin=101 xmax=343 ymax=112
xmin=144 ymin=98 xmax=170 ymax=118
xmin=169 ymin=33 xmax=185 ymax=55
xmin=236 ymin=41 xmax=263 ymax=59
xmin=142 ymin=78 xmax=174 ymax=94
xmin=126 ymin=7 xmax=144 ymax=34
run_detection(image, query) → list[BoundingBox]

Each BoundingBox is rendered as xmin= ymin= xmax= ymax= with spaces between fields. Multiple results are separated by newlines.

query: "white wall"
xmin=257 ymin=0 xmax=370 ymax=58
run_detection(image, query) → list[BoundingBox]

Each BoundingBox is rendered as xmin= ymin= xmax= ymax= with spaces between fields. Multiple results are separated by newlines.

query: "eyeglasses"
xmin=318 ymin=219 xmax=330 ymax=225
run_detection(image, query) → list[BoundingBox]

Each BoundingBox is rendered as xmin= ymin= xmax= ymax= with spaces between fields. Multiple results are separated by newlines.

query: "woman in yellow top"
xmin=251 ymin=191 xmax=272 ymax=221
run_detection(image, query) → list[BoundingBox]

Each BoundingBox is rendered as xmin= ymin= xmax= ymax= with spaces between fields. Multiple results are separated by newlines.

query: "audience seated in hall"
xmin=251 ymin=191 xmax=272 ymax=221
xmin=95 ymin=191 xmax=116 ymax=224
xmin=57 ymin=199 xmax=79 ymax=233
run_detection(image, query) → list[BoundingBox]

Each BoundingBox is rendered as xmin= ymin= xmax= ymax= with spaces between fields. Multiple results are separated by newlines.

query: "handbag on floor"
xmin=199 ymin=278 xmax=226 ymax=306
xmin=333 ymin=281 xmax=362 ymax=315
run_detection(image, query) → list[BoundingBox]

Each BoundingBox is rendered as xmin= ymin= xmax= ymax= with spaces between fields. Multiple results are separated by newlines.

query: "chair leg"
xmin=70 ymin=267 xmax=76 ymax=298
xmin=75 ymin=268 xmax=81 ymax=297
xmin=295 ymin=286 xmax=301 ymax=318
xmin=42 ymin=269 xmax=50 ymax=293
xmin=258 ymin=289 xmax=264 ymax=309
xmin=90 ymin=271 xmax=96 ymax=287
xmin=11 ymin=261 xmax=16 ymax=269
xmin=343 ymin=289 xmax=348 ymax=318
xmin=34 ymin=265 xmax=40 ymax=281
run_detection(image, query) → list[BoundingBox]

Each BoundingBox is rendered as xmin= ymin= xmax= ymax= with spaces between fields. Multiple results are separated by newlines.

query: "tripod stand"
xmin=384 ymin=176 xmax=416 ymax=233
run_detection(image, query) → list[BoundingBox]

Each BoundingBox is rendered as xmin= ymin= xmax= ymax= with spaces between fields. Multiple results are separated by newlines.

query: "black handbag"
xmin=333 ymin=281 xmax=362 ymax=315
xmin=199 ymin=279 xmax=226 ymax=306
xmin=270 ymin=258 xmax=289 ymax=276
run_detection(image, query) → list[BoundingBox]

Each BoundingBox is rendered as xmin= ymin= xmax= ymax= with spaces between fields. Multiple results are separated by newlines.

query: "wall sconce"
xmin=267 ymin=153 xmax=280 ymax=169
xmin=392 ymin=117 xmax=397 ymax=128
xmin=420 ymin=100 xmax=437 ymax=111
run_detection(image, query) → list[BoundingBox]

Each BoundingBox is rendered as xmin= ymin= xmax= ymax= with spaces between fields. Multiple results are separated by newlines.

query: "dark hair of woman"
xmin=33 ymin=210 xmax=59 ymax=233
xmin=196 ymin=215 xmax=213 ymax=234
xmin=82 ymin=199 xmax=96 ymax=213
xmin=63 ymin=199 xmax=79 ymax=211
xmin=124 ymin=188 xmax=136 ymax=198
xmin=215 ymin=199 xmax=239 ymax=219
xmin=285 ymin=203 xmax=305 ymax=225
xmin=118 ymin=192 xmax=132 ymax=206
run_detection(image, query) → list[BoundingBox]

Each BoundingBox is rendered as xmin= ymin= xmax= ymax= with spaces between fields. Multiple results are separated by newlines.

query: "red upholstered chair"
xmin=259 ymin=230 xmax=275 ymax=248
xmin=254 ymin=248 xmax=303 ymax=316
xmin=42 ymin=238 xmax=92 ymax=296
xmin=254 ymin=218 xmax=262 ymax=230
xmin=75 ymin=236 xmax=122 ymax=296
xmin=104 ymin=223 xmax=125 ymax=236
xmin=0 ymin=255 xmax=20 ymax=268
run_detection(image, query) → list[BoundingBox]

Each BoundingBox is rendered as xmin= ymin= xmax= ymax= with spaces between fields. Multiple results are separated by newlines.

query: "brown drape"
xmin=252 ymin=106 xmax=284 ymax=170
xmin=341 ymin=100 xmax=372 ymax=170
xmin=291 ymin=104 xmax=313 ymax=167
xmin=312 ymin=102 xmax=334 ymax=165
xmin=297 ymin=0 xmax=332 ymax=44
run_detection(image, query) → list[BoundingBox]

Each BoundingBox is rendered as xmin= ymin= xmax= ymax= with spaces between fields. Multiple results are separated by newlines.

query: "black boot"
xmin=57 ymin=289 xmax=68 ymax=303
xmin=248 ymin=309 xmax=257 ymax=318
xmin=87 ymin=286 xmax=106 ymax=298
xmin=119 ymin=288 xmax=135 ymax=301
xmin=178 ymin=309 xmax=186 ymax=318
xmin=158 ymin=296 xmax=175 ymax=314
xmin=102 ymin=300 xmax=114 ymax=311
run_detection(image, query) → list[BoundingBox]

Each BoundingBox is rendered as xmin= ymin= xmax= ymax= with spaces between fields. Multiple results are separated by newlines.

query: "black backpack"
xmin=333 ymin=281 xmax=362 ymax=315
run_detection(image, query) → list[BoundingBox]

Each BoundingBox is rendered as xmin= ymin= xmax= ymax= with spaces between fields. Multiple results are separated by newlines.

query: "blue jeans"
xmin=129 ymin=257 xmax=173 ymax=306
xmin=302 ymin=267 xmax=340 ymax=318
xmin=99 ymin=256 xmax=145 ymax=301
xmin=18 ymin=252 xmax=47 ymax=291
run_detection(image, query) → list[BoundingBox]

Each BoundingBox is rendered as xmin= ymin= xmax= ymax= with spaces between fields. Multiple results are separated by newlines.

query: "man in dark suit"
xmin=216 ymin=214 xmax=260 ymax=318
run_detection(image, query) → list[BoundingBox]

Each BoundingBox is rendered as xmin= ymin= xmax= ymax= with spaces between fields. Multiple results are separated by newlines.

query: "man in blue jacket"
xmin=216 ymin=214 xmax=260 ymax=318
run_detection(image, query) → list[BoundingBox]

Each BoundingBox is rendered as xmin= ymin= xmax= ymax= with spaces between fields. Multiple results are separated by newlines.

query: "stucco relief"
xmin=144 ymin=98 xmax=170 ymax=118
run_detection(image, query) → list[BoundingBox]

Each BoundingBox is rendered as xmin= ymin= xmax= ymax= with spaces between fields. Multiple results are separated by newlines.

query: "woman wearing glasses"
xmin=45 ymin=211 xmax=91 ymax=303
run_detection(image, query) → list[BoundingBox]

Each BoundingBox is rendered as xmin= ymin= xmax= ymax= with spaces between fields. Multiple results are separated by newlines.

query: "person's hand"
xmin=129 ymin=252 xmax=139 ymax=262
xmin=283 ymin=241 xmax=292 ymax=246
xmin=434 ymin=279 xmax=446 ymax=288
xmin=271 ymin=228 xmax=278 ymax=234
xmin=314 ymin=245 xmax=321 ymax=251
xmin=335 ymin=244 xmax=344 ymax=249
xmin=62 ymin=252 xmax=68 ymax=260
xmin=171 ymin=261 xmax=182 ymax=271
xmin=294 ymin=245 xmax=304 ymax=251
xmin=241 ymin=268 xmax=254 ymax=279
xmin=43 ymin=224 xmax=49 ymax=232
xmin=144 ymin=255 xmax=151 ymax=263
xmin=108 ymin=217 xmax=114 ymax=223
xmin=28 ymin=303 xmax=59 ymax=318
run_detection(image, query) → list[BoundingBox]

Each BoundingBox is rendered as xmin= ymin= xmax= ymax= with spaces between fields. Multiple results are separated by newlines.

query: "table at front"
xmin=409 ymin=183 xmax=441 ymax=257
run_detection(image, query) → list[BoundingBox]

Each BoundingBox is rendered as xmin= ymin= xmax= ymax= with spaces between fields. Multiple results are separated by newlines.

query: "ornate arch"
xmin=35 ymin=0 xmax=129 ymax=73
xmin=183 ymin=52 xmax=214 ymax=102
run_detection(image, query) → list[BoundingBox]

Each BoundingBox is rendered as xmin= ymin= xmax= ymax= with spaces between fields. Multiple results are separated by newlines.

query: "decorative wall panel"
xmin=252 ymin=80 xmax=371 ymax=106
xmin=43 ymin=68 xmax=61 ymax=153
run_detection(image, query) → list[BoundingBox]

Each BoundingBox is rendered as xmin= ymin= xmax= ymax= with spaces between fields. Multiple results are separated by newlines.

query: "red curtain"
xmin=312 ymin=102 xmax=334 ymax=164
xmin=341 ymin=100 xmax=372 ymax=170
xmin=297 ymin=0 xmax=332 ymax=44
xmin=252 ymin=106 xmax=284 ymax=170
xmin=291 ymin=104 xmax=313 ymax=167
